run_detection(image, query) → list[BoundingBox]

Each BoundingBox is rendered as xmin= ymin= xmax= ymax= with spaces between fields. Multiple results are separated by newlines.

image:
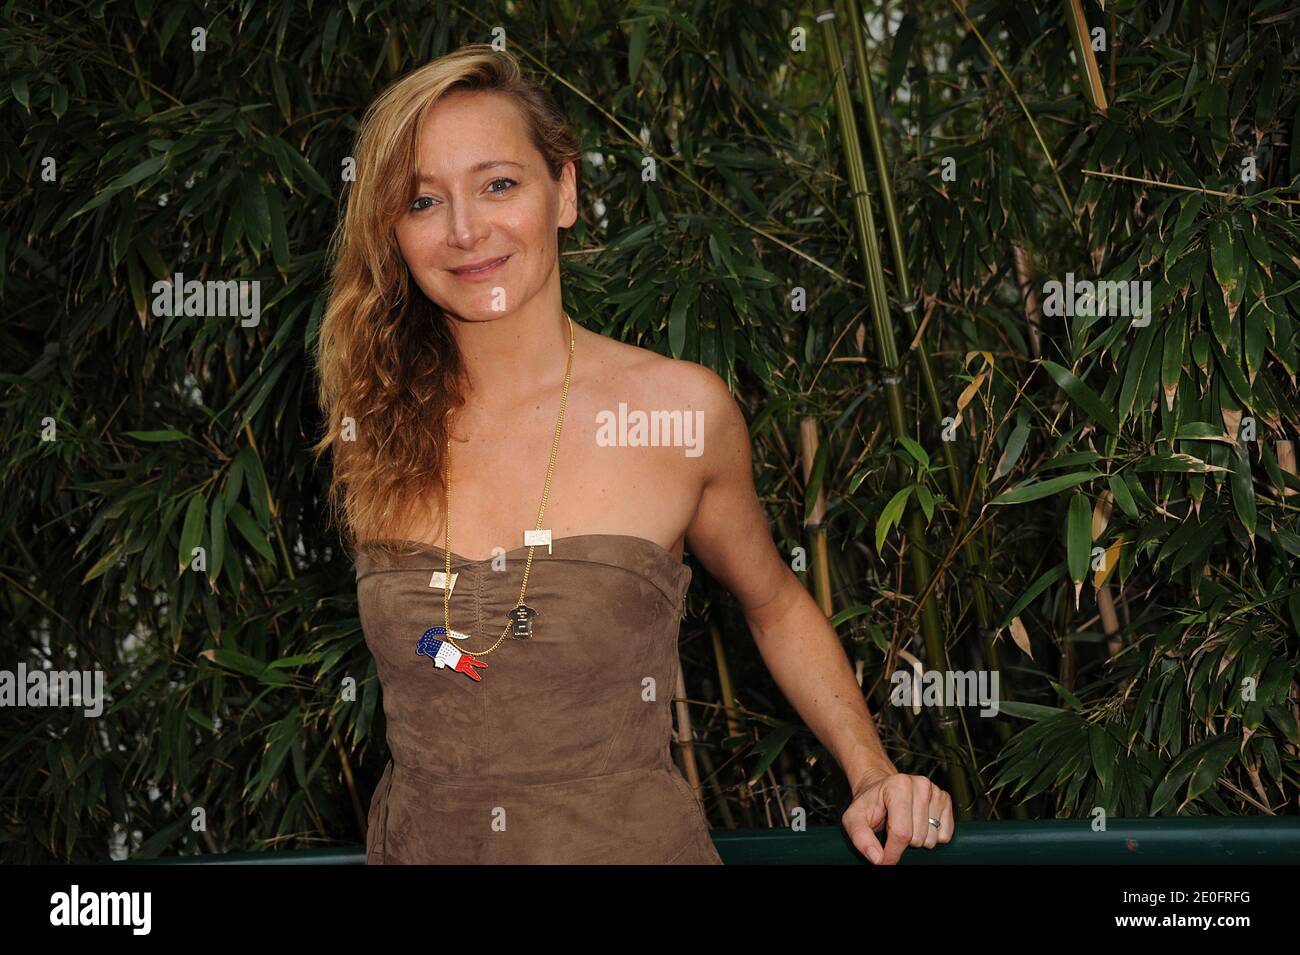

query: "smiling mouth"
xmin=450 ymin=256 xmax=510 ymax=275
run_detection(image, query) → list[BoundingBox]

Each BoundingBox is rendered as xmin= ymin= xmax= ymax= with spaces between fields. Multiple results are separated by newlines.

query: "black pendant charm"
xmin=508 ymin=604 xmax=537 ymax=639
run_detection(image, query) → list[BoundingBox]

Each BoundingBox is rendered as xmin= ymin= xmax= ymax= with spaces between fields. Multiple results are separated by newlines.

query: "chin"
xmin=441 ymin=303 xmax=516 ymax=322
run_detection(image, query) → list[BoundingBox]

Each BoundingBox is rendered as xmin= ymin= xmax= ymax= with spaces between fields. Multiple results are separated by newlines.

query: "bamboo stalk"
xmin=710 ymin=616 xmax=753 ymax=815
xmin=672 ymin=663 xmax=706 ymax=801
xmin=778 ymin=747 xmax=802 ymax=823
xmin=764 ymin=766 xmax=792 ymax=827
xmin=844 ymin=0 xmax=1026 ymax=820
xmin=799 ymin=417 xmax=835 ymax=616
xmin=1098 ymin=583 xmax=1122 ymax=657
xmin=1082 ymin=168 xmax=1300 ymax=204
xmin=1275 ymin=441 xmax=1297 ymax=497
xmin=1012 ymin=243 xmax=1043 ymax=359
xmin=1063 ymin=0 xmax=1109 ymax=113
xmin=710 ymin=617 xmax=743 ymax=741
xmin=694 ymin=741 xmax=737 ymax=828
xmin=1107 ymin=1 xmax=1118 ymax=101
xmin=842 ymin=0 xmax=911 ymax=308
xmin=818 ymin=7 xmax=976 ymax=818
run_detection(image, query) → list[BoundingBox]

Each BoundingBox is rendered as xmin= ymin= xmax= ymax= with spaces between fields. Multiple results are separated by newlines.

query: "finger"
xmin=864 ymin=796 xmax=887 ymax=832
xmin=924 ymin=785 xmax=945 ymax=849
xmin=910 ymin=777 xmax=933 ymax=848
xmin=853 ymin=779 xmax=888 ymax=831
xmin=881 ymin=778 xmax=914 ymax=865
xmin=841 ymin=799 xmax=886 ymax=864
xmin=938 ymin=790 xmax=955 ymax=843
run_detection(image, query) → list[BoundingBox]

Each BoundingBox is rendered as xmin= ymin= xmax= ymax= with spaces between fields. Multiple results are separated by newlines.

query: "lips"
xmin=450 ymin=255 xmax=509 ymax=275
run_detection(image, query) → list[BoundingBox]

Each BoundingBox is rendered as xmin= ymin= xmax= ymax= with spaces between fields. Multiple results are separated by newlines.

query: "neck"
xmin=446 ymin=296 xmax=572 ymax=410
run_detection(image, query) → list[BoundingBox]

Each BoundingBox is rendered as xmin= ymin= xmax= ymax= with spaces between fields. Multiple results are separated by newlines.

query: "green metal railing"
xmin=131 ymin=818 xmax=1300 ymax=864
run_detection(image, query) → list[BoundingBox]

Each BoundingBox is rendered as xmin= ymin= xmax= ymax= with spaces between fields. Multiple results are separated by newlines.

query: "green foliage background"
xmin=2 ymin=0 xmax=1298 ymax=861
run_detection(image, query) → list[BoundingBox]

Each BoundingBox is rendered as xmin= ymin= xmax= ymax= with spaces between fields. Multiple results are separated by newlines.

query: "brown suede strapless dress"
xmin=355 ymin=533 xmax=722 ymax=864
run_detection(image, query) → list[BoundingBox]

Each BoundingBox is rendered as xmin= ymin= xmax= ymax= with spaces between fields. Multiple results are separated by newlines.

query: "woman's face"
xmin=393 ymin=89 xmax=576 ymax=323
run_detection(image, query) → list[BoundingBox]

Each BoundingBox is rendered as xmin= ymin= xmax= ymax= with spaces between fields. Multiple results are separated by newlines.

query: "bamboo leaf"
xmin=916 ymin=484 xmax=935 ymax=522
xmin=1089 ymin=724 xmax=1119 ymax=797
xmin=875 ymin=484 xmax=913 ymax=553
xmin=123 ymin=429 xmax=187 ymax=442
xmin=201 ymin=648 xmax=267 ymax=679
xmin=1186 ymin=736 xmax=1240 ymax=803
xmin=1210 ymin=220 xmax=1242 ymax=310
xmin=747 ymin=724 xmax=796 ymax=784
xmin=267 ymin=186 xmax=289 ymax=270
xmin=668 ymin=285 xmax=691 ymax=358
xmin=1107 ymin=473 xmax=1138 ymax=519
xmin=1041 ymin=360 xmax=1118 ymax=433
xmin=1230 ymin=442 xmax=1257 ymax=537
xmin=989 ymin=471 xmax=1101 ymax=505
xmin=828 ymin=605 xmax=873 ymax=628
xmin=896 ymin=435 xmax=930 ymax=471
xmin=1000 ymin=563 xmax=1067 ymax=630
xmin=321 ymin=9 xmax=342 ymax=72
xmin=998 ymin=701 xmax=1064 ymax=722
xmin=249 ymin=709 xmax=301 ymax=804
xmin=178 ymin=493 xmax=206 ymax=574
xmin=1067 ymin=493 xmax=1091 ymax=586
xmin=1008 ymin=616 xmax=1033 ymax=660
xmin=69 ymin=155 xmax=167 ymax=219
xmin=627 ymin=16 xmax=648 ymax=82
xmin=209 ymin=494 xmax=226 ymax=591
xmin=993 ymin=420 xmax=1030 ymax=480
xmin=227 ymin=501 xmax=275 ymax=563
xmin=1132 ymin=453 xmax=1228 ymax=473
xmin=1151 ymin=733 xmax=1239 ymax=814
xmin=886 ymin=13 xmax=917 ymax=93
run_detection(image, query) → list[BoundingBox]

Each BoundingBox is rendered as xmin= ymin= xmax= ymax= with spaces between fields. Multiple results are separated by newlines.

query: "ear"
xmin=558 ymin=159 xmax=578 ymax=229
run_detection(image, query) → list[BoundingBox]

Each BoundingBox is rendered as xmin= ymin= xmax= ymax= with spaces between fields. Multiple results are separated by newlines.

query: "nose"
xmin=446 ymin=195 xmax=489 ymax=250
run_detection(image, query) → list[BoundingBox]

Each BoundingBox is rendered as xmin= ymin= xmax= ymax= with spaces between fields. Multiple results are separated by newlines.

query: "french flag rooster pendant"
xmin=416 ymin=626 xmax=489 ymax=682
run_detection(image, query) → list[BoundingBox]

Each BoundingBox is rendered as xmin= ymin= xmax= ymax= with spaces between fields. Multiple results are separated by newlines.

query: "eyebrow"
xmin=416 ymin=160 xmax=524 ymax=184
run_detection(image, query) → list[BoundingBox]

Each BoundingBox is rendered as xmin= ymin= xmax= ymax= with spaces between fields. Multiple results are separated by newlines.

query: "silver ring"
xmin=928 ymin=816 xmax=941 ymax=829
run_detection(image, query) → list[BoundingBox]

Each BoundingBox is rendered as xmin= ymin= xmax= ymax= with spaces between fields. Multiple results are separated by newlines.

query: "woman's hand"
xmin=841 ymin=767 xmax=955 ymax=865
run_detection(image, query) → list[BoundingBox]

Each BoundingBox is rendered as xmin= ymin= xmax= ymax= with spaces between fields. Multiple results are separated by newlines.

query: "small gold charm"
xmin=427 ymin=570 xmax=458 ymax=594
xmin=523 ymin=528 xmax=552 ymax=554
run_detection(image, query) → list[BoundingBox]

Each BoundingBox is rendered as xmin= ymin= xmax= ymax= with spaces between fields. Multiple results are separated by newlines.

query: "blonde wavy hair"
xmin=312 ymin=44 xmax=581 ymax=560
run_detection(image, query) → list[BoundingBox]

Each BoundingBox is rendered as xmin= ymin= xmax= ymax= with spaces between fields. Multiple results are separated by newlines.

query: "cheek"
xmin=393 ymin=219 xmax=431 ymax=267
xmin=505 ymin=195 xmax=554 ymax=242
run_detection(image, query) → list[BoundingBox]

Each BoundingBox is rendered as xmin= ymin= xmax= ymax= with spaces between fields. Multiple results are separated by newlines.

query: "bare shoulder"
xmin=656 ymin=359 xmax=747 ymax=459
xmin=580 ymin=331 xmax=747 ymax=477
xmin=583 ymin=331 xmax=740 ymax=427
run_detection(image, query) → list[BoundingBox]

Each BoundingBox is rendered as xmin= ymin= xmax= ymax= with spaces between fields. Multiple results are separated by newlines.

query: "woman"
xmin=313 ymin=43 xmax=955 ymax=864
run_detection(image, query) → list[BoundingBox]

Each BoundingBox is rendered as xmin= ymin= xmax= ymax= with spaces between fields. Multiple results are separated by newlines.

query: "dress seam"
xmin=664 ymin=833 xmax=699 ymax=864
xmin=358 ymin=557 xmax=688 ymax=613
xmin=392 ymin=760 xmax=664 ymax=790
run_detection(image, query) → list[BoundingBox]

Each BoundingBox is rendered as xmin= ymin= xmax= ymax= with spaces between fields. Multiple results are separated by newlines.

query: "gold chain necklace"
xmin=431 ymin=312 xmax=574 ymax=678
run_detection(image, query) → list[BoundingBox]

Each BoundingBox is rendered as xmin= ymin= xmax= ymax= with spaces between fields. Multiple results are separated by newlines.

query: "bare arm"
xmin=681 ymin=366 xmax=896 ymax=787
xmin=679 ymin=362 xmax=954 ymax=863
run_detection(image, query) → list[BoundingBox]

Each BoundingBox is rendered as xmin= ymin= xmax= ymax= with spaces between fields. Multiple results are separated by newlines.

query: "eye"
xmin=410 ymin=195 xmax=436 ymax=212
xmin=487 ymin=177 xmax=518 ymax=194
